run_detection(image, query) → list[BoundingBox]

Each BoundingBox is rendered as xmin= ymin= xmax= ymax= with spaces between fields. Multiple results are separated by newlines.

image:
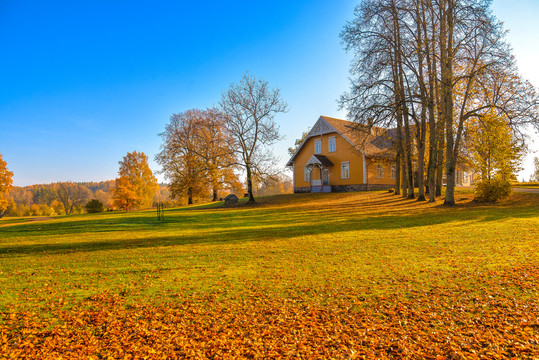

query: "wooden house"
xmin=287 ymin=116 xmax=398 ymax=193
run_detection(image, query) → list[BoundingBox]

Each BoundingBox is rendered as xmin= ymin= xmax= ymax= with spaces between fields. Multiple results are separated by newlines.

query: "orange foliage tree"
xmin=0 ymin=153 xmax=14 ymax=214
xmin=157 ymin=108 xmax=241 ymax=204
xmin=113 ymin=151 xmax=158 ymax=211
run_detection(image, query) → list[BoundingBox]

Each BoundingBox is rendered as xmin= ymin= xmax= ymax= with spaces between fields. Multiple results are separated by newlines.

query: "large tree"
xmin=0 ymin=154 xmax=14 ymax=214
xmin=156 ymin=108 xmax=240 ymax=204
xmin=341 ymin=0 xmax=539 ymax=205
xmin=219 ymin=73 xmax=287 ymax=203
xmin=113 ymin=151 xmax=158 ymax=211
xmin=55 ymin=182 xmax=91 ymax=215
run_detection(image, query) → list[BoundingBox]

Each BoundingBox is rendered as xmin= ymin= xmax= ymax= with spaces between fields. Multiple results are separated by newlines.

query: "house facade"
xmin=287 ymin=116 xmax=397 ymax=193
xmin=287 ymin=116 xmax=477 ymax=193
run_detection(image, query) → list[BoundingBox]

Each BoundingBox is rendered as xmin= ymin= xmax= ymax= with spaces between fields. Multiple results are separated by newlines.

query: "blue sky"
xmin=1 ymin=0 xmax=538 ymax=186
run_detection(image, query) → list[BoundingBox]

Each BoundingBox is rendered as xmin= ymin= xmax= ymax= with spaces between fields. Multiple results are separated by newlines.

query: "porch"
xmin=305 ymin=154 xmax=334 ymax=193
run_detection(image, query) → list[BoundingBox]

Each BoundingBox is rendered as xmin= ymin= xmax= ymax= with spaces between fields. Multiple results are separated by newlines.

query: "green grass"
xmin=1 ymin=190 xmax=538 ymax=311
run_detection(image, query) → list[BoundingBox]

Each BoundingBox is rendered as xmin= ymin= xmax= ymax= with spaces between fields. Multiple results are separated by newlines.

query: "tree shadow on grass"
xmin=1 ymin=196 xmax=537 ymax=256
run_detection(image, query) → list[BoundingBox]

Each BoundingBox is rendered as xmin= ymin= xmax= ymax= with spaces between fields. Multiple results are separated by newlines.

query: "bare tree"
xmin=219 ymin=73 xmax=288 ymax=203
xmin=342 ymin=0 xmax=539 ymax=206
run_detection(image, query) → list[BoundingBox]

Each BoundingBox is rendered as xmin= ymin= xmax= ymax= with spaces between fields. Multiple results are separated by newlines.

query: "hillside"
xmin=1 ymin=191 xmax=538 ymax=358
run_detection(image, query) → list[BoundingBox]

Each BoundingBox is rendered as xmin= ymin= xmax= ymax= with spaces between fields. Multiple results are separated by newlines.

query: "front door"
xmin=321 ymin=168 xmax=329 ymax=186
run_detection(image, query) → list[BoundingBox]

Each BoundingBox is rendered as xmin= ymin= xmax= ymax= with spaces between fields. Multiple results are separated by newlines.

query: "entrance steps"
xmin=311 ymin=186 xmax=332 ymax=193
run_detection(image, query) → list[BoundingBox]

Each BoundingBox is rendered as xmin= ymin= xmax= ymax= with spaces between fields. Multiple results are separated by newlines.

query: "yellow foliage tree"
xmin=0 ymin=154 xmax=14 ymax=214
xmin=466 ymin=109 xmax=524 ymax=201
xmin=113 ymin=151 xmax=158 ymax=211
xmin=467 ymin=110 xmax=523 ymax=181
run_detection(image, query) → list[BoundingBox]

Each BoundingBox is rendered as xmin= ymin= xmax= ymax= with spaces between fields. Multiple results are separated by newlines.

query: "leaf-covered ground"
xmin=1 ymin=191 xmax=538 ymax=358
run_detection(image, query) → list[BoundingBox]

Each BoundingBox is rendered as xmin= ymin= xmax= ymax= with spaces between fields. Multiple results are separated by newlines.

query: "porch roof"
xmin=306 ymin=154 xmax=334 ymax=168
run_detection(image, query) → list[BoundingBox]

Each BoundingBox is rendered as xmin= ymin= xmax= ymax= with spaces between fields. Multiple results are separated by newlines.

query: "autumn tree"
xmin=288 ymin=132 xmax=309 ymax=158
xmin=113 ymin=151 xmax=158 ymax=211
xmin=157 ymin=109 xmax=239 ymax=204
xmin=157 ymin=110 xmax=207 ymax=205
xmin=220 ymin=73 xmax=287 ymax=203
xmin=0 ymin=154 xmax=14 ymax=214
xmin=192 ymin=108 xmax=241 ymax=201
xmin=464 ymin=109 xmax=523 ymax=201
xmin=341 ymin=0 xmax=539 ymax=205
xmin=54 ymin=182 xmax=92 ymax=215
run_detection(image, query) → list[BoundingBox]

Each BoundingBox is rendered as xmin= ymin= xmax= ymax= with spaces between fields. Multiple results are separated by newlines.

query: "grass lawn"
xmin=1 ymin=190 xmax=538 ymax=358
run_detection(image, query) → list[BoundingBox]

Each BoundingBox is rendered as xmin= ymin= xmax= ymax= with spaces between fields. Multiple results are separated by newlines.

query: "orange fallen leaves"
xmin=1 ymin=265 xmax=538 ymax=359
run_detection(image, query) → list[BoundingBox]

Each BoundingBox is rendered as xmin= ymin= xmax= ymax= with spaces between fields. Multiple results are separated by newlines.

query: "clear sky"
xmin=1 ymin=0 xmax=538 ymax=186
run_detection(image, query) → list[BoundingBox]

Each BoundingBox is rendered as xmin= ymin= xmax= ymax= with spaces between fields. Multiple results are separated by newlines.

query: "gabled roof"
xmin=286 ymin=116 xmax=396 ymax=166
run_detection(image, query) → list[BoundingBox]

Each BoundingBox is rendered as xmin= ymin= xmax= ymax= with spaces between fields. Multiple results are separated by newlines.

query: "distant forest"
xmin=2 ymin=176 xmax=292 ymax=217
xmin=3 ymin=181 xmax=170 ymax=217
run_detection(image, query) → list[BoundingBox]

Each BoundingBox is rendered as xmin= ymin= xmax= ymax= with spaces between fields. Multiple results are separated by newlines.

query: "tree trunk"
xmin=246 ymin=165 xmax=255 ymax=203
xmin=441 ymin=0 xmax=455 ymax=206
xmin=395 ymin=151 xmax=401 ymax=195
xmin=426 ymin=20 xmax=438 ymax=202
xmin=187 ymin=187 xmax=193 ymax=205
xmin=435 ymin=118 xmax=445 ymax=197
xmin=212 ymin=187 xmax=218 ymax=202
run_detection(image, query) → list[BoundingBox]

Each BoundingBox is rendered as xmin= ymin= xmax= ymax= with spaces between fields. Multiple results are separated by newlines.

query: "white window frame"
xmin=328 ymin=136 xmax=336 ymax=152
xmin=341 ymin=161 xmax=350 ymax=179
xmin=304 ymin=167 xmax=311 ymax=182
xmin=376 ymin=164 xmax=383 ymax=178
xmin=314 ymin=139 xmax=322 ymax=154
xmin=391 ymin=164 xmax=396 ymax=179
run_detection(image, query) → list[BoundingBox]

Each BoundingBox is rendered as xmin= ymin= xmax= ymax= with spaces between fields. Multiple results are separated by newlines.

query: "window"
xmin=376 ymin=164 xmax=383 ymax=178
xmin=328 ymin=136 xmax=336 ymax=152
xmin=391 ymin=164 xmax=396 ymax=179
xmin=341 ymin=161 xmax=350 ymax=179
xmin=314 ymin=139 xmax=322 ymax=154
xmin=304 ymin=167 xmax=311 ymax=181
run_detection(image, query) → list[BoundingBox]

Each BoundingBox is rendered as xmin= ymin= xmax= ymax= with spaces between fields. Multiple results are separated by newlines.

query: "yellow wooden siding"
xmin=366 ymin=159 xmax=395 ymax=185
xmin=293 ymin=133 xmax=365 ymax=187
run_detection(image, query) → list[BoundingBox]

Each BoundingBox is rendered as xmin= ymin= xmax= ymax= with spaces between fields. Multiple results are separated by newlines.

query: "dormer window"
xmin=314 ymin=139 xmax=322 ymax=154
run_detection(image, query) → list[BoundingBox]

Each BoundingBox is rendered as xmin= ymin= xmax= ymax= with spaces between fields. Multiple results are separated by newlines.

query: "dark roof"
xmin=321 ymin=116 xmax=397 ymax=159
xmin=313 ymin=154 xmax=334 ymax=167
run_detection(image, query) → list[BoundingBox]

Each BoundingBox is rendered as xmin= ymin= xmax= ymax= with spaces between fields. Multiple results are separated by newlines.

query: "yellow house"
xmin=287 ymin=116 xmax=398 ymax=193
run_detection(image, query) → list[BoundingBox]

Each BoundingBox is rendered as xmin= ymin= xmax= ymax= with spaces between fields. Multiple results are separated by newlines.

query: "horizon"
xmin=1 ymin=0 xmax=538 ymax=187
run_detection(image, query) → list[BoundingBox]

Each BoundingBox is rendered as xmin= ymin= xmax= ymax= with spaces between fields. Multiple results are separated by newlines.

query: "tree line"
xmin=340 ymin=0 xmax=539 ymax=204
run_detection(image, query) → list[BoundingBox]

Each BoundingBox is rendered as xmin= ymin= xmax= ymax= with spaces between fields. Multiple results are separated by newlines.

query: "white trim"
xmin=307 ymin=116 xmax=338 ymax=137
xmin=304 ymin=166 xmax=311 ymax=181
xmin=306 ymin=155 xmax=322 ymax=166
xmin=286 ymin=116 xmax=367 ymax=167
xmin=362 ymin=154 xmax=367 ymax=184
xmin=292 ymin=163 xmax=295 ymax=187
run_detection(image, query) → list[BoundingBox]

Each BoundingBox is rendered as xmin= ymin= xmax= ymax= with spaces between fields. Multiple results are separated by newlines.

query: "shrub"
xmin=85 ymin=199 xmax=105 ymax=213
xmin=474 ymin=178 xmax=512 ymax=202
